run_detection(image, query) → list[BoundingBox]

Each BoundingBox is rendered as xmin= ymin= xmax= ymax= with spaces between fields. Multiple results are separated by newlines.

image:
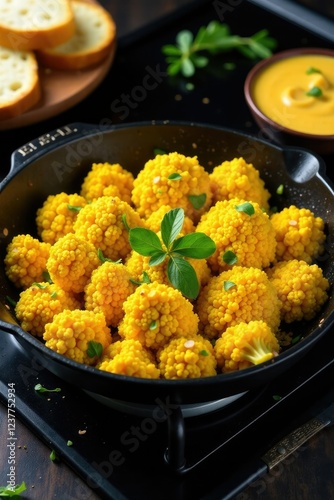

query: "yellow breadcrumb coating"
xmin=97 ymin=339 xmax=160 ymax=379
xmin=270 ymin=205 xmax=326 ymax=263
xmin=214 ymin=320 xmax=280 ymax=373
xmin=15 ymin=282 xmax=81 ymax=337
xmin=73 ymin=196 xmax=145 ymax=261
xmin=196 ymin=266 xmax=281 ymax=339
xmin=4 ymin=234 xmax=51 ymax=289
xmin=80 ymin=162 xmax=134 ymax=204
xmin=84 ymin=261 xmax=136 ymax=327
xmin=43 ymin=309 xmax=112 ymax=365
xmin=157 ymin=335 xmax=217 ymax=379
xmin=267 ymin=259 xmax=329 ymax=323
xmin=46 ymin=233 xmax=100 ymax=293
xmin=131 ymin=152 xmax=213 ymax=222
xmin=118 ymin=282 xmax=199 ymax=351
xmin=36 ymin=192 xmax=87 ymax=245
xmin=196 ymin=199 xmax=276 ymax=273
xmin=145 ymin=204 xmax=195 ymax=234
xmin=125 ymin=249 xmax=211 ymax=289
xmin=209 ymin=157 xmax=270 ymax=210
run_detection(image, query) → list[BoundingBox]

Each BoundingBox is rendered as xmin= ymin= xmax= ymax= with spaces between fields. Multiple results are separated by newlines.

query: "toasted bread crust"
xmin=0 ymin=48 xmax=41 ymax=120
xmin=0 ymin=0 xmax=75 ymax=51
xmin=37 ymin=1 xmax=117 ymax=70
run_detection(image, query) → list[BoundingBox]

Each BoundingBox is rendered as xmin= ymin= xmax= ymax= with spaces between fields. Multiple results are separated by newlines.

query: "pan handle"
xmin=7 ymin=122 xmax=110 ymax=176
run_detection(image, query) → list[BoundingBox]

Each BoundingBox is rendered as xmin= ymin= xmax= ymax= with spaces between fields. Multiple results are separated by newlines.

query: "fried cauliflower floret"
xmin=145 ymin=204 xmax=195 ymax=234
xmin=4 ymin=234 xmax=51 ymax=289
xmin=46 ymin=233 xmax=100 ymax=293
xmin=157 ymin=335 xmax=217 ymax=379
xmin=131 ymin=152 xmax=213 ymax=223
xmin=84 ymin=261 xmax=136 ymax=327
xmin=125 ymin=249 xmax=211 ymax=288
xmin=118 ymin=282 xmax=199 ymax=351
xmin=15 ymin=282 xmax=81 ymax=337
xmin=196 ymin=199 xmax=276 ymax=273
xmin=209 ymin=157 xmax=270 ymax=210
xmin=73 ymin=196 xmax=145 ymax=261
xmin=36 ymin=192 xmax=87 ymax=245
xmin=80 ymin=162 xmax=134 ymax=204
xmin=43 ymin=309 xmax=112 ymax=365
xmin=97 ymin=339 xmax=160 ymax=379
xmin=214 ymin=320 xmax=280 ymax=373
xmin=196 ymin=266 xmax=281 ymax=339
xmin=270 ymin=205 xmax=326 ymax=263
xmin=267 ymin=259 xmax=329 ymax=323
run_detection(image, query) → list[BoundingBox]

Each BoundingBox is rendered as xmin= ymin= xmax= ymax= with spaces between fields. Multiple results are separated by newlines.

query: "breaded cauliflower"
xmin=209 ymin=157 xmax=270 ymax=210
xmin=145 ymin=204 xmax=195 ymax=234
xmin=36 ymin=192 xmax=87 ymax=245
xmin=118 ymin=282 xmax=199 ymax=350
xmin=43 ymin=309 xmax=112 ymax=365
xmin=4 ymin=234 xmax=51 ymax=289
xmin=157 ymin=335 xmax=217 ymax=379
xmin=97 ymin=339 xmax=160 ymax=379
xmin=131 ymin=152 xmax=213 ymax=223
xmin=15 ymin=282 xmax=81 ymax=337
xmin=214 ymin=320 xmax=280 ymax=373
xmin=196 ymin=199 xmax=276 ymax=273
xmin=80 ymin=162 xmax=134 ymax=204
xmin=73 ymin=196 xmax=145 ymax=261
xmin=267 ymin=259 xmax=329 ymax=323
xmin=270 ymin=205 xmax=326 ymax=263
xmin=84 ymin=261 xmax=136 ymax=327
xmin=196 ymin=266 xmax=281 ymax=339
xmin=125 ymin=249 xmax=211 ymax=289
xmin=46 ymin=233 xmax=100 ymax=293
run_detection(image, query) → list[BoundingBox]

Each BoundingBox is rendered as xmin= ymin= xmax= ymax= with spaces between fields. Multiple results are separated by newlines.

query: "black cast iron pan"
xmin=0 ymin=121 xmax=333 ymax=405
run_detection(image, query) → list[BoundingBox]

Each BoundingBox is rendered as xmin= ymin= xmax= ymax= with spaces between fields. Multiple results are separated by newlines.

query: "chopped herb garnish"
xmin=188 ymin=193 xmax=206 ymax=210
xmin=50 ymin=449 xmax=58 ymax=461
xmin=162 ymin=21 xmax=277 ymax=77
xmin=5 ymin=296 xmax=16 ymax=308
xmin=130 ymin=271 xmax=151 ymax=286
xmin=272 ymin=394 xmax=282 ymax=401
xmin=235 ymin=202 xmax=255 ymax=216
xmin=32 ymin=282 xmax=48 ymax=289
xmin=199 ymin=350 xmax=209 ymax=356
xmin=291 ymin=334 xmax=302 ymax=344
xmin=122 ymin=213 xmax=131 ymax=231
xmin=154 ymin=148 xmax=167 ymax=156
xmin=34 ymin=383 xmax=61 ymax=393
xmin=276 ymin=184 xmax=284 ymax=195
xmin=224 ymin=280 xmax=236 ymax=291
xmin=129 ymin=208 xmax=215 ymax=299
xmin=42 ymin=270 xmax=53 ymax=283
xmin=306 ymin=67 xmax=321 ymax=74
xmin=223 ymin=250 xmax=238 ymax=265
xmin=150 ymin=320 xmax=158 ymax=330
xmin=306 ymin=86 xmax=323 ymax=97
xmin=87 ymin=341 xmax=103 ymax=358
xmin=67 ymin=205 xmax=82 ymax=212
xmin=0 ymin=481 xmax=26 ymax=497
xmin=168 ymin=173 xmax=182 ymax=181
xmin=50 ymin=291 xmax=57 ymax=299
xmin=97 ymin=248 xmax=116 ymax=263
xmin=67 ymin=440 xmax=73 ymax=447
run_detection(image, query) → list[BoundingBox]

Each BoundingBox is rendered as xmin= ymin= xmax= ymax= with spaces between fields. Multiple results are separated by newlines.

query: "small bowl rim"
xmin=244 ymin=47 xmax=334 ymax=141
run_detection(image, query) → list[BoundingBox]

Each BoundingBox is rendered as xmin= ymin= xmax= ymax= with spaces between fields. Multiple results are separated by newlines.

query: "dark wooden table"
xmin=1 ymin=1 xmax=334 ymax=499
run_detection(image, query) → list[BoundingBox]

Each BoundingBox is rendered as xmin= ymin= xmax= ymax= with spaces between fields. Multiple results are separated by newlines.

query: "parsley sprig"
xmin=129 ymin=208 xmax=216 ymax=299
xmin=162 ymin=21 xmax=277 ymax=77
xmin=0 ymin=482 xmax=26 ymax=497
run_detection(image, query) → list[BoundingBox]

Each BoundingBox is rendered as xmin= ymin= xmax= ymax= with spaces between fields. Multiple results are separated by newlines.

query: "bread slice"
xmin=36 ymin=1 xmax=116 ymax=70
xmin=0 ymin=46 xmax=41 ymax=120
xmin=0 ymin=0 xmax=75 ymax=51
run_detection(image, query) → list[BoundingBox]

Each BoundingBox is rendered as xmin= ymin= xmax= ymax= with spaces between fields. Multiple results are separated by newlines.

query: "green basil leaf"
xmin=167 ymin=256 xmax=199 ymax=299
xmin=168 ymin=173 xmax=182 ymax=180
xmin=129 ymin=227 xmax=163 ymax=256
xmin=223 ymin=250 xmax=238 ymax=265
xmin=188 ymin=193 xmax=206 ymax=210
xmin=87 ymin=341 xmax=103 ymax=358
xmin=171 ymin=232 xmax=216 ymax=258
xmin=161 ymin=208 xmax=184 ymax=248
xmin=235 ymin=202 xmax=255 ymax=216
xmin=149 ymin=251 xmax=167 ymax=266
xmin=306 ymin=86 xmax=323 ymax=97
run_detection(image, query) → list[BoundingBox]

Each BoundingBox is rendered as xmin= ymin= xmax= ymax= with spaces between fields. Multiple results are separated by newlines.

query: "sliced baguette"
xmin=36 ymin=1 xmax=116 ymax=70
xmin=0 ymin=0 xmax=75 ymax=51
xmin=0 ymin=47 xmax=41 ymax=120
